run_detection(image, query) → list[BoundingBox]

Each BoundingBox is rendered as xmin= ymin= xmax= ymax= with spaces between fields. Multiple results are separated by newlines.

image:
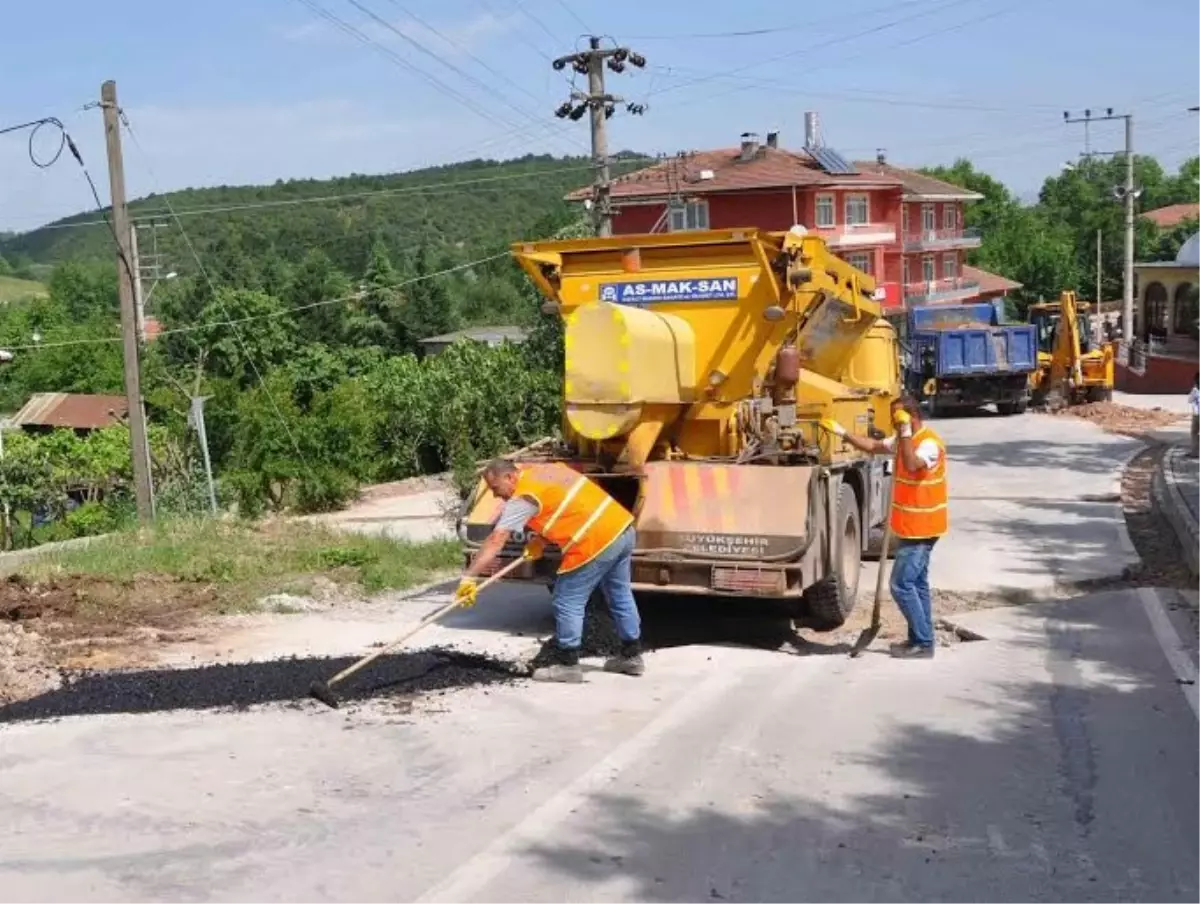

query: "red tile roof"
xmin=10 ymin=393 xmax=128 ymax=430
xmin=565 ymin=146 xmax=904 ymax=202
xmin=963 ymin=265 xmax=1022 ymax=295
xmin=1141 ymin=203 xmax=1200 ymax=229
xmin=852 ymin=161 xmax=983 ymax=200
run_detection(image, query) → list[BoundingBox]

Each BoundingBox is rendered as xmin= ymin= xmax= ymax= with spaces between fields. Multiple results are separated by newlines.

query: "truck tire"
xmin=1086 ymin=386 xmax=1112 ymax=403
xmin=802 ymin=484 xmax=862 ymax=631
xmin=997 ymin=402 xmax=1015 ymax=416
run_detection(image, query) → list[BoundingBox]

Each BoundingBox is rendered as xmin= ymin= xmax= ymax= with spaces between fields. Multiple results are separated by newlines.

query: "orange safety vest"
xmin=890 ymin=425 xmax=948 ymax=540
xmin=513 ymin=463 xmax=634 ymax=573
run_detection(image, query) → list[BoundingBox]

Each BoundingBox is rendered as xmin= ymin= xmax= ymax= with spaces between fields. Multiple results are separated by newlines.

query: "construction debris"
xmin=1048 ymin=401 xmax=1185 ymax=436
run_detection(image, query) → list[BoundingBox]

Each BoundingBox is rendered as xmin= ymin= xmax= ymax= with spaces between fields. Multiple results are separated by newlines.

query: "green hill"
xmin=0 ymin=152 xmax=645 ymax=276
xmin=0 ymin=275 xmax=46 ymax=302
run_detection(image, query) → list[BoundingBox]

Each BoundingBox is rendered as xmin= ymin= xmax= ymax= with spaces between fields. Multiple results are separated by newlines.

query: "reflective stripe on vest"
xmin=514 ymin=464 xmax=633 ymax=573
xmin=890 ymin=426 xmax=948 ymax=539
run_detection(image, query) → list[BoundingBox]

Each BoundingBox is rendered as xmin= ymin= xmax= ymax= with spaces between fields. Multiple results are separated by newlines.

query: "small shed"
xmin=418 ymin=326 xmax=529 ymax=357
xmin=10 ymin=393 xmax=129 ymax=434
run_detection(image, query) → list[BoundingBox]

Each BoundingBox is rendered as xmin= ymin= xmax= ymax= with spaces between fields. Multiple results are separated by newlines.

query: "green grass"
xmin=0 ymin=275 xmax=46 ymax=302
xmin=19 ymin=518 xmax=462 ymax=610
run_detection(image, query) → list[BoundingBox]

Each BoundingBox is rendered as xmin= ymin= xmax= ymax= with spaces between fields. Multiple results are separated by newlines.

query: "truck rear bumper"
xmin=463 ymin=549 xmax=813 ymax=598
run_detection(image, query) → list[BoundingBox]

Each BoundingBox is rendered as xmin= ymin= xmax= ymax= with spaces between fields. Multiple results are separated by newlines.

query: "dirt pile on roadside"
xmin=0 ymin=623 xmax=62 ymax=705
xmin=1050 ymin=402 xmax=1185 ymax=437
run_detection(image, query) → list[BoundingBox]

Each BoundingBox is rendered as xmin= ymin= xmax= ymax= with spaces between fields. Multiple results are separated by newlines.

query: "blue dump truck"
xmin=896 ymin=302 xmax=1038 ymax=417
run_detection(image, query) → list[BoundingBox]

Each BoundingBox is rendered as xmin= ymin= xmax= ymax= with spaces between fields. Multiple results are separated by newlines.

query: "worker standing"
xmin=455 ymin=458 xmax=644 ymax=683
xmin=822 ymin=396 xmax=948 ymax=658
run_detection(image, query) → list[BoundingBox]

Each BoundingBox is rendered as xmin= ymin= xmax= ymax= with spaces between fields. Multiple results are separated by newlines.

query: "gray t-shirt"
xmin=495 ymin=496 xmax=538 ymax=533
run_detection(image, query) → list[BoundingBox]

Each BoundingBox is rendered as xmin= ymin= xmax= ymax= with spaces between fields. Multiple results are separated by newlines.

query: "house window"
xmin=902 ymin=256 xmax=910 ymax=286
xmin=943 ymin=205 xmax=957 ymax=231
xmin=943 ymin=253 xmax=957 ymax=280
xmin=668 ymin=199 xmax=709 ymax=232
xmin=845 ymin=251 xmax=872 ymax=275
xmin=901 ymin=204 xmax=909 ymax=235
xmin=845 ymin=194 xmax=869 ymax=226
xmin=921 ymin=204 xmax=935 ymax=233
xmin=815 ymin=194 xmax=835 ymax=227
xmin=922 ymin=255 xmax=935 ymax=283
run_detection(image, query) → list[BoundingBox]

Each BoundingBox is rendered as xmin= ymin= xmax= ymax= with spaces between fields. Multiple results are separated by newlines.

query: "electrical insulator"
xmin=568 ymin=104 xmax=587 ymax=121
xmin=604 ymin=104 xmax=615 ymax=120
xmin=607 ymin=60 xmax=625 ymax=73
xmin=628 ymin=52 xmax=646 ymax=68
xmin=613 ymin=48 xmax=628 ymax=62
xmin=552 ymin=58 xmax=567 ymax=71
xmin=573 ymin=60 xmax=588 ymax=75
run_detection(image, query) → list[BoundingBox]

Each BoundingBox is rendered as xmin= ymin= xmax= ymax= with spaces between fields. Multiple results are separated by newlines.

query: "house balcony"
xmin=903 ymin=277 xmax=981 ymax=305
xmin=902 ymin=227 xmax=982 ymax=252
xmin=812 ymin=222 xmax=897 ymax=249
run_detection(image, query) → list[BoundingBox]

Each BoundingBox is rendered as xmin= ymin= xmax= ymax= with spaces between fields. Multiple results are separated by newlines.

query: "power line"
xmin=341 ymin=0 xmax=580 ymax=150
xmin=626 ymin=0 xmax=936 ymax=39
xmin=20 ymin=156 xmax=652 ymax=233
xmin=380 ymin=0 xmax=545 ymax=107
xmin=119 ymin=112 xmax=312 ymax=477
xmin=0 ymin=251 xmax=510 ymax=351
xmin=550 ymin=0 xmax=593 ymax=36
xmin=652 ymin=0 xmax=982 ymax=97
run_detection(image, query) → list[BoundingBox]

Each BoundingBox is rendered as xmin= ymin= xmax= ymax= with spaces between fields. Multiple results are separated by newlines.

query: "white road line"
xmin=415 ymin=666 xmax=762 ymax=903
xmin=1138 ymin=586 xmax=1199 ymax=719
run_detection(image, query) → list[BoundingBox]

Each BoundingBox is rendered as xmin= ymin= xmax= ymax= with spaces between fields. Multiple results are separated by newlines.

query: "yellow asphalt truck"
xmin=457 ymin=227 xmax=900 ymax=630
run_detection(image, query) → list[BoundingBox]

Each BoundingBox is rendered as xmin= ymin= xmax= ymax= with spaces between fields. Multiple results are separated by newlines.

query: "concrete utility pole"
xmin=553 ymin=37 xmax=648 ymax=237
xmin=101 ymin=80 xmax=154 ymax=523
xmin=189 ymin=396 xmax=219 ymax=516
xmin=1096 ymin=228 xmax=1102 ymax=304
xmin=1064 ymin=109 xmax=1137 ymax=343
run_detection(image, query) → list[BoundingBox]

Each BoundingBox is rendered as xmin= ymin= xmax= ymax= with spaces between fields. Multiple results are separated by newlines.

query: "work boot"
xmin=889 ymin=641 xmax=934 ymax=659
xmin=532 ymin=645 xmax=584 ymax=683
xmin=603 ymin=640 xmax=646 ymax=677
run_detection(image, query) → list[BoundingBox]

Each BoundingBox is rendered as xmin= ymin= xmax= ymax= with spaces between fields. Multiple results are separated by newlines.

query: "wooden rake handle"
xmin=325 ymin=557 xmax=525 ymax=689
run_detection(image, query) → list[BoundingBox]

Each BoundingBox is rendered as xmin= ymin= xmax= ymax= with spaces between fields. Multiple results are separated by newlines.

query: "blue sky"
xmin=1 ymin=0 xmax=1196 ymax=231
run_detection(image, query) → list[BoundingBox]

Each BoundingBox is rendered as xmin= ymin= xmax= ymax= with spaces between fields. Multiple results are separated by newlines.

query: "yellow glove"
xmin=522 ymin=536 xmax=545 ymax=561
xmin=818 ymin=418 xmax=847 ymax=438
xmin=454 ymin=577 xmax=479 ymax=608
xmin=892 ymin=408 xmax=913 ymax=437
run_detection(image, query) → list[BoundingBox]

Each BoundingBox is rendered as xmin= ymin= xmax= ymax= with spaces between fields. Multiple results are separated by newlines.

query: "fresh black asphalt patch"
xmin=0 ymin=648 xmax=522 ymax=723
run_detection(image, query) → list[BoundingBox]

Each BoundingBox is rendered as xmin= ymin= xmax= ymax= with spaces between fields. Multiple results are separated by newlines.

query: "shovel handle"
xmin=326 ymin=556 xmax=525 ymax=689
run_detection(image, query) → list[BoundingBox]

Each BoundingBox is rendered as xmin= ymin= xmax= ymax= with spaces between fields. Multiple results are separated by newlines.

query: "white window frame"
xmin=901 ymin=204 xmax=909 ymax=235
xmin=845 ymin=251 xmax=872 ymax=275
xmin=902 ymin=256 xmax=910 ymax=286
xmin=943 ymin=204 xmax=957 ymax=232
xmin=815 ymin=193 xmax=836 ymax=228
xmin=922 ymin=254 xmax=935 ymax=283
xmin=943 ymin=253 xmax=957 ymax=280
xmin=668 ymin=199 xmax=709 ymax=232
xmin=844 ymin=193 xmax=869 ymax=227
xmin=921 ymin=203 xmax=936 ymax=233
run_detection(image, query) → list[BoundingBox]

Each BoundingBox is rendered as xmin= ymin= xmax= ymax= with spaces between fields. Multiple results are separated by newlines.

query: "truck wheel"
xmin=1086 ymin=386 xmax=1112 ymax=403
xmin=803 ymin=484 xmax=861 ymax=631
xmin=997 ymin=402 xmax=1015 ymax=416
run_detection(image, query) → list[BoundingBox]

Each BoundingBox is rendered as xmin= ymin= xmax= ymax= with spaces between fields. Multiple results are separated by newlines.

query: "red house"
xmin=567 ymin=115 xmax=1020 ymax=312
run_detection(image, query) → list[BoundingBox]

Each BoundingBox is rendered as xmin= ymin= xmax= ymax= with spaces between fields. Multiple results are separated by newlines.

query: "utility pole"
xmin=1096 ymin=228 xmax=1102 ymax=304
xmin=101 ymin=80 xmax=154 ymax=523
xmin=553 ymin=37 xmax=648 ymax=237
xmin=1064 ymin=108 xmax=1137 ymax=344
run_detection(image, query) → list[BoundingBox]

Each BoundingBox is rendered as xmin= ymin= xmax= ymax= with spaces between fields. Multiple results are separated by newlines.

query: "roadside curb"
xmin=1112 ymin=441 xmax=1146 ymax=562
xmin=1152 ymin=444 xmax=1199 ymax=580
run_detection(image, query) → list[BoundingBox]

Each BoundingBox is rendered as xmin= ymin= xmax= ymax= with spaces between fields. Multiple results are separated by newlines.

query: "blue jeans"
xmin=890 ymin=538 xmax=937 ymax=648
xmin=551 ymin=527 xmax=641 ymax=650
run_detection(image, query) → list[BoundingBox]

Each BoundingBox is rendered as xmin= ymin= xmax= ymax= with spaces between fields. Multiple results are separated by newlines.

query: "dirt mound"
xmin=1050 ymin=402 xmax=1185 ymax=436
xmin=0 ymin=623 xmax=62 ymax=705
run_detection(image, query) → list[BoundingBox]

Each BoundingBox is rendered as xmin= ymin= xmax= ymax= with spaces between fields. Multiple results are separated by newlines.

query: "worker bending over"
xmin=823 ymin=396 xmax=948 ymax=658
xmin=456 ymin=459 xmax=645 ymax=682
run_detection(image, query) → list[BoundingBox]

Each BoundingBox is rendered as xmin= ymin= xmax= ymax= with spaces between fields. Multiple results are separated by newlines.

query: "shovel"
xmin=850 ymin=453 xmax=897 ymax=658
xmin=309 ymin=557 xmax=524 ymax=708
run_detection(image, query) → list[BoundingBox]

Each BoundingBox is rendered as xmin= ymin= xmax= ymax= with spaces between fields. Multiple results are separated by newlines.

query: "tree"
xmin=195 ymin=288 xmax=298 ymax=386
xmin=402 ymin=245 xmax=459 ymax=343
xmin=347 ymin=238 xmax=406 ymax=351
xmin=919 ymin=159 xmax=1017 ymax=235
xmin=283 ymin=249 xmax=351 ymax=344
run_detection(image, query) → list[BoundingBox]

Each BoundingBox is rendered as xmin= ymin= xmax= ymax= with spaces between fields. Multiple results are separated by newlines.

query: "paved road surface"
xmin=1 ymin=412 xmax=1196 ymax=903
